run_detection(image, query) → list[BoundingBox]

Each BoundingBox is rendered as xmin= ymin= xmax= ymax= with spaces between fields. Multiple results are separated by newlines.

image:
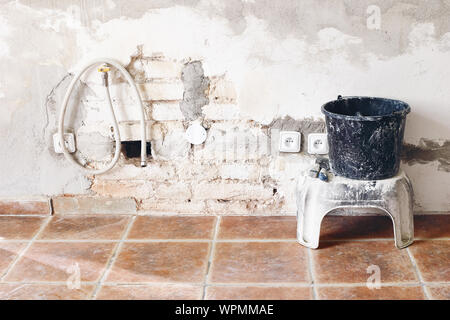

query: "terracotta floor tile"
xmin=106 ymin=242 xmax=210 ymax=283
xmin=96 ymin=284 xmax=203 ymax=300
xmin=209 ymin=242 xmax=309 ymax=283
xmin=4 ymin=242 xmax=115 ymax=282
xmin=38 ymin=215 xmax=130 ymax=240
xmin=312 ymin=241 xmax=417 ymax=284
xmin=408 ymin=240 xmax=450 ymax=282
xmin=427 ymin=285 xmax=450 ymax=300
xmin=128 ymin=216 xmax=216 ymax=240
xmin=0 ymin=283 xmax=95 ymax=300
xmin=0 ymin=217 xmax=46 ymax=240
xmin=0 ymin=242 xmax=27 ymax=275
xmin=320 ymin=216 xmax=393 ymax=240
xmin=414 ymin=216 xmax=450 ymax=239
xmin=205 ymin=286 xmax=312 ymax=300
xmin=318 ymin=286 xmax=425 ymax=300
xmin=218 ymin=216 xmax=296 ymax=240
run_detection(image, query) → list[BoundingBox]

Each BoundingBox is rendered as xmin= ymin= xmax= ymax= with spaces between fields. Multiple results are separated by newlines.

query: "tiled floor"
xmin=0 ymin=214 xmax=448 ymax=300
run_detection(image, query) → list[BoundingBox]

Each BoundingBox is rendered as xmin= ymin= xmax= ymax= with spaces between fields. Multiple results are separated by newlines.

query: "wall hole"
xmin=121 ymin=141 xmax=151 ymax=159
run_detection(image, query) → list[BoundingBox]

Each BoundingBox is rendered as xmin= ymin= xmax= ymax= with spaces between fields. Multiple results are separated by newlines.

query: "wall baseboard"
xmin=0 ymin=197 xmax=52 ymax=215
xmin=1 ymin=195 xmax=448 ymax=216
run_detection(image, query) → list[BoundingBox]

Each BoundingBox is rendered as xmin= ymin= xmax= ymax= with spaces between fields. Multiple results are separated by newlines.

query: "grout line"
xmin=97 ymin=282 xmax=205 ymax=287
xmin=216 ymin=239 xmax=300 ymax=242
xmin=319 ymin=238 xmax=450 ymax=242
xmin=204 ymin=282 xmax=423 ymax=288
xmin=306 ymin=249 xmax=318 ymax=300
xmin=0 ymin=237 xmax=449 ymax=243
xmin=35 ymin=239 xmax=212 ymax=243
xmin=202 ymin=216 xmax=220 ymax=300
xmin=423 ymin=281 xmax=450 ymax=285
xmin=0 ymin=216 xmax=52 ymax=282
xmin=314 ymin=281 xmax=422 ymax=288
xmin=415 ymin=237 xmax=450 ymax=241
xmin=0 ymin=280 xmax=437 ymax=287
xmin=89 ymin=216 xmax=136 ymax=300
xmin=406 ymin=247 xmax=432 ymax=300
xmin=49 ymin=213 xmax=138 ymax=217
xmin=200 ymin=283 xmax=314 ymax=288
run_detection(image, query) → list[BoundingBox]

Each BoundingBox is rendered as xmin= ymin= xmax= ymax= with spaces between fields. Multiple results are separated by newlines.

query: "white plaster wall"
xmin=0 ymin=0 xmax=449 ymax=212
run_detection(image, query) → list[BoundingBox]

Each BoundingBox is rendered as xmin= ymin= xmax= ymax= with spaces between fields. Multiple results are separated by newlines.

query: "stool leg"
xmin=384 ymin=179 xmax=414 ymax=249
xmin=297 ymin=201 xmax=328 ymax=249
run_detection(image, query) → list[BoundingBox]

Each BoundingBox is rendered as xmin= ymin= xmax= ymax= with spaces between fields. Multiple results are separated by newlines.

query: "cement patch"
xmin=402 ymin=139 xmax=450 ymax=172
xmin=180 ymin=61 xmax=210 ymax=121
xmin=269 ymin=116 xmax=326 ymax=151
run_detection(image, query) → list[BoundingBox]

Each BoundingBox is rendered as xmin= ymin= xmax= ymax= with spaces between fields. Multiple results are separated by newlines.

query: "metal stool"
xmin=296 ymin=170 xmax=414 ymax=249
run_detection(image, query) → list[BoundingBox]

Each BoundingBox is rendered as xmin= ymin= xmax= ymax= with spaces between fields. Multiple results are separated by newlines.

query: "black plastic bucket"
xmin=321 ymin=96 xmax=410 ymax=180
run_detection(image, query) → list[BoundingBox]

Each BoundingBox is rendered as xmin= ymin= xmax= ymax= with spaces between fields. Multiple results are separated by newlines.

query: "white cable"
xmin=58 ymin=58 xmax=147 ymax=175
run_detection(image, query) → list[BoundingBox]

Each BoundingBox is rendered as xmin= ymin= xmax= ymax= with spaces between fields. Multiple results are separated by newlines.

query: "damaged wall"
xmin=0 ymin=0 xmax=449 ymax=214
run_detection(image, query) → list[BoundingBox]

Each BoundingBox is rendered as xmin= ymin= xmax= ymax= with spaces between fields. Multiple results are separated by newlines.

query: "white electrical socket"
xmin=279 ymin=131 xmax=301 ymax=152
xmin=308 ymin=133 xmax=329 ymax=154
xmin=53 ymin=133 xmax=76 ymax=153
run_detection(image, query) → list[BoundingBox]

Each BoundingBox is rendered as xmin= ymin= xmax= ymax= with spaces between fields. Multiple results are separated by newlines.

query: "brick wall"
xmin=56 ymin=54 xmax=314 ymax=215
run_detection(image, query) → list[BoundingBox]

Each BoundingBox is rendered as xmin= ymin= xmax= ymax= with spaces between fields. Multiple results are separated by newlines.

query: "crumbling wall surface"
xmin=0 ymin=0 xmax=449 ymax=214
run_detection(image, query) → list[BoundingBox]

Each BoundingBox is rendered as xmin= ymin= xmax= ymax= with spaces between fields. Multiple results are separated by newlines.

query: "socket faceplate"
xmin=53 ymin=133 xmax=76 ymax=153
xmin=279 ymin=131 xmax=301 ymax=152
xmin=308 ymin=133 xmax=329 ymax=154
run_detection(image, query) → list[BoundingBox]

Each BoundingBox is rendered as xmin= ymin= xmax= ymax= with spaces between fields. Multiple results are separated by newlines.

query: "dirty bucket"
xmin=321 ymin=96 xmax=410 ymax=180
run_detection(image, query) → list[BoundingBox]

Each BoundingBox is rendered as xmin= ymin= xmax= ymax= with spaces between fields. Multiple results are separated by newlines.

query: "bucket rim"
xmin=321 ymin=96 xmax=411 ymax=121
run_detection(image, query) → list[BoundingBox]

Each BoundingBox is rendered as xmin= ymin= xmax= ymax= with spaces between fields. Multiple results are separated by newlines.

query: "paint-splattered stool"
xmin=296 ymin=170 xmax=414 ymax=249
